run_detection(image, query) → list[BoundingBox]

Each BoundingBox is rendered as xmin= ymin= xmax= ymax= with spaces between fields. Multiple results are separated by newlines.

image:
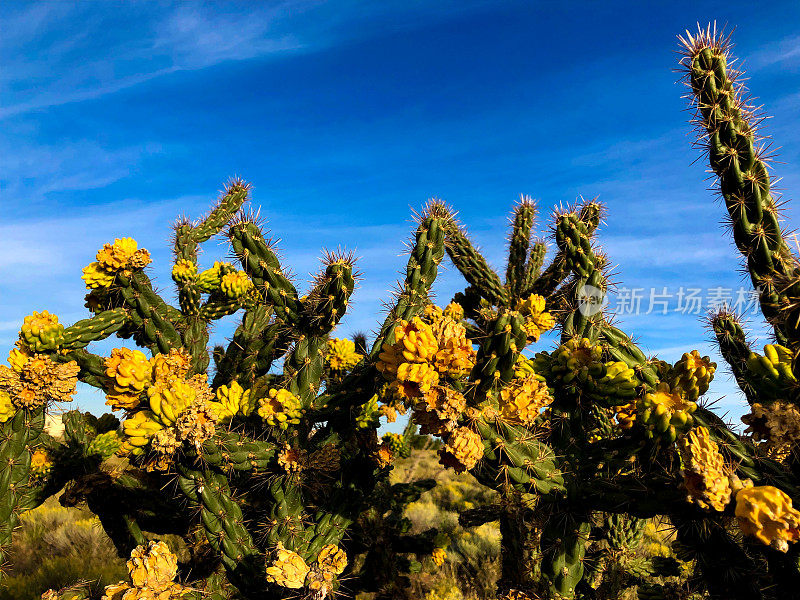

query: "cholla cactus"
xmin=0 ymin=182 xmax=456 ymax=598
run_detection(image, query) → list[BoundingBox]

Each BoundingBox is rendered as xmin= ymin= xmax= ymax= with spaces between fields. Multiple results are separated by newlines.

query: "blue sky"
xmin=2 ymin=1 xmax=800 ymax=426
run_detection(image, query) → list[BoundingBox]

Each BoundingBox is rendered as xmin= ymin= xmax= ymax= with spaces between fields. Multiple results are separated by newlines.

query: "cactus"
xmin=8 ymin=23 xmax=800 ymax=600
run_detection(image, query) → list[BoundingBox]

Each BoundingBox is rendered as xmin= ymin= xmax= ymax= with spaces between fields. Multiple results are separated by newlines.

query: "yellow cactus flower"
xmin=0 ymin=391 xmax=15 ymax=423
xmin=414 ymin=385 xmax=466 ymax=436
xmin=432 ymin=547 xmax=446 ymax=567
xmin=736 ymin=486 xmax=800 ymax=552
xmin=499 ymin=373 xmax=552 ymax=426
xmin=219 ymin=270 xmax=253 ymax=299
xmin=516 ymin=294 xmax=556 ymax=342
xmin=637 ymin=382 xmax=697 ymax=442
xmin=377 ymin=318 xmax=438 ymax=379
xmin=148 ymin=378 xmax=196 ymax=426
xmin=210 ymin=380 xmax=254 ymax=419
xmin=8 ymin=346 xmax=31 ymax=373
xmin=30 ymin=448 xmax=52 ymax=479
xmin=122 ymin=410 xmax=164 ymax=455
xmin=257 ymin=388 xmax=303 ymax=429
xmin=325 ymin=338 xmax=362 ymax=371
xmin=0 ymin=354 xmax=79 ymax=408
xmin=265 ymin=542 xmax=310 ymax=589
xmin=678 ymin=426 xmax=732 ymax=511
xmin=277 ymin=444 xmax=308 ymax=474
xmin=82 ymin=262 xmax=116 ymax=289
xmin=96 ymin=237 xmax=139 ymax=271
xmin=395 ymin=362 xmax=440 ymax=398
xmin=127 ymin=541 xmax=178 ymax=591
xmin=171 ymin=259 xmax=197 ymax=284
xmin=440 ymin=426 xmax=483 ymax=473
xmin=316 ymin=544 xmax=347 ymax=576
xmin=105 ymin=348 xmax=153 ymax=410
xmin=150 ymin=349 xmax=192 ymax=382
xmin=19 ymin=310 xmax=64 ymax=352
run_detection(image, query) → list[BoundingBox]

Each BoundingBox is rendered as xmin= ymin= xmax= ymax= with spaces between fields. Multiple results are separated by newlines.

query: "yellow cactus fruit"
xmin=432 ymin=321 xmax=476 ymax=378
xmin=742 ymin=401 xmax=800 ymax=459
xmin=127 ymin=541 xmax=179 ymax=591
xmin=219 ymin=270 xmax=253 ymax=299
xmin=105 ymin=348 xmax=153 ymax=410
xmin=96 ymin=237 xmax=139 ymax=271
xmin=210 ymin=380 xmax=254 ymax=419
xmin=735 ymin=486 xmax=800 ymax=552
xmin=171 ymin=259 xmax=197 ymax=284
xmin=440 ymin=426 xmax=483 ymax=473
xmin=317 ymin=544 xmax=347 ymax=576
xmin=82 ymin=262 xmax=116 ymax=289
xmin=377 ymin=318 xmax=438 ymax=379
xmin=677 ymin=426 xmax=732 ymax=511
xmin=443 ymin=302 xmax=465 ymax=321
xmin=637 ymin=382 xmax=697 ymax=443
xmin=30 ymin=448 xmax=53 ymax=479
xmin=551 ymin=337 xmax=604 ymax=384
xmin=614 ymin=402 xmax=636 ymax=429
xmin=265 ymin=542 xmax=310 ymax=589
xmin=431 ymin=547 xmax=446 ymax=567
xmin=19 ymin=310 xmax=64 ymax=352
xmin=499 ymin=373 xmax=552 ymax=426
xmin=148 ymin=377 xmax=196 ymax=426
xmin=672 ymin=350 xmax=716 ymax=402
xmin=195 ymin=261 xmax=230 ymax=291
xmin=394 ymin=362 xmax=440 ymax=399
xmin=257 ymin=388 xmax=303 ymax=429
xmin=122 ymin=410 xmax=164 ymax=455
xmin=325 ymin=338 xmax=362 ymax=372
xmin=0 ymin=391 xmax=15 ymax=423
xmin=376 ymin=443 xmax=394 ymax=467
xmin=516 ymin=294 xmax=556 ymax=342
xmin=150 ymin=349 xmax=192 ymax=382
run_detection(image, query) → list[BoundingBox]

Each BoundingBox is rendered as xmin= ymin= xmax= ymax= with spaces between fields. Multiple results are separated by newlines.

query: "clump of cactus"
xmin=6 ymin=22 xmax=800 ymax=600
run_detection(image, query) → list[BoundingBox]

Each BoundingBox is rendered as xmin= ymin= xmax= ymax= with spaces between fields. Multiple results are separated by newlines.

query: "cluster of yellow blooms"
xmin=377 ymin=303 xmax=476 ymax=404
xmin=0 ymin=345 xmax=79 ymax=422
xmin=265 ymin=542 xmax=347 ymax=594
xmin=277 ymin=443 xmax=308 ymax=474
xmin=431 ymin=547 xmax=447 ymax=567
xmin=102 ymin=541 xmax=189 ymax=600
xmin=515 ymin=294 xmax=556 ymax=342
xmin=82 ymin=238 xmax=151 ymax=289
xmin=325 ymin=338 xmax=363 ymax=372
xmin=677 ymin=426 xmax=732 ymax=512
xmin=257 ymin=388 xmax=304 ymax=429
xmin=117 ymin=348 xmax=218 ymax=464
xmin=30 ymin=448 xmax=53 ymax=479
xmin=498 ymin=371 xmax=552 ymax=426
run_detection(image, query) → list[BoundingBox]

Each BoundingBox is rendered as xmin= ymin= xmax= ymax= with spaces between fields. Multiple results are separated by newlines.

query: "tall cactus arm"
xmin=443 ymin=219 xmax=509 ymax=307
xmin=212 ymin=305 xmax=274 ymax=388
xmin=54 ymin=349 xmax=107 ymax=389
xmin=526 ymin=199 xmax=602 ymax=298
xmin=116 ymin=271 xmax=182 ymax=354
xmin=0 ymin=407 xmax=45 ymax=579
xmin=506 ymin=197 xmax=537 ymax=298
xmin=228 ymin=220 xmax=302 ymax=326
xmin=540 ymin=515 xmax=592 ymax=600
xmin=369 ymin=202 xmax=449 ymax=358
xmin=521 ymin=240 xmax=547 ymax=295
xmin=710 ymin=309 xmax=758 ymax=404
xmin=681 ymin=26 xmax=798 ymax=345
xmin=61 ymin=308 xmax=129 ymax=350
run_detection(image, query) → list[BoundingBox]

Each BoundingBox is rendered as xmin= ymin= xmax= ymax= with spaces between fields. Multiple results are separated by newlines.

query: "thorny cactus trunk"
xmin=6 ymin=22 xmax=800 ymax=600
